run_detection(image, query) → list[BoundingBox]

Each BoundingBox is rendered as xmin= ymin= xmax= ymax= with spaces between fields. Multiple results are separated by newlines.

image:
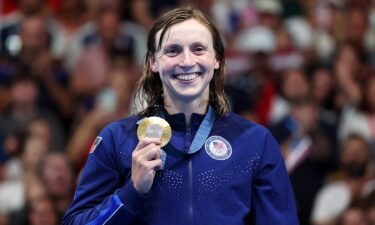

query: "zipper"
xmin=188 ymin=159 xmax=193 ymax=225
xmin=186 ymin=128 xmax=193 ymax=225
xmin=185 ymin=127 xmax=191 ymax=152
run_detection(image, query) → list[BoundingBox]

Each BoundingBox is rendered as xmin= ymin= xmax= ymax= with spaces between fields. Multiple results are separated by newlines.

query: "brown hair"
xmin=133 ymin=7 xmax=230 ymax=117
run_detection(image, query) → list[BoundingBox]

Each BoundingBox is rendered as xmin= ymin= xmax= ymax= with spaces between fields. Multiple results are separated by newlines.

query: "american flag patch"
xmin=213 ymin=141 xmax=225 ymax=150
xmin=89 ymin=136 xmax=103 ymax=153
xmin=205 ymin=136 xmax=232 ymax=160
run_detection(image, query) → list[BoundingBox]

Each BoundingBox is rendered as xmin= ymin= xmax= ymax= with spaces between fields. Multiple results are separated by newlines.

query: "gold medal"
xmin=137 ymin=117 xmax=172 ymax=147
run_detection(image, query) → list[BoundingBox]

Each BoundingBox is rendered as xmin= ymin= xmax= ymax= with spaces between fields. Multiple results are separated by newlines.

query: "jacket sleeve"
xmin=250 ymin=129 xmax=300 ymax=225
xmin=62 ymin=125 xmax=146 ymax=225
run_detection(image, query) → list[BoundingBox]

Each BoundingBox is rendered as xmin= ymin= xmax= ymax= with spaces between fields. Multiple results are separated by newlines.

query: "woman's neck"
xmin=164 ymin=98 xmax=208 ymax=126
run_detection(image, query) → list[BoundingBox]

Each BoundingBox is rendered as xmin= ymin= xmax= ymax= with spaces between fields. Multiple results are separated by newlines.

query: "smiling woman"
xmin=62 ymin=7 xmax=300 ymax=225
xmin=136 ymin=7 xmax=229 ymax=119
xmin=149 ymin=18 xmax=219 ymax=121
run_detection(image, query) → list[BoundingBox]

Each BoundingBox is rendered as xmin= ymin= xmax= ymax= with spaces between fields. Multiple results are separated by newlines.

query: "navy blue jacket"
xmin=62 ymin=112 xmax=299 ymax=225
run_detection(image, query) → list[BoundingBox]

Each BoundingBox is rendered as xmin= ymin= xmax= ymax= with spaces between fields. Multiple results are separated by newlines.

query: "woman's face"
xmin=150 ymin=18 xmax=219 ymax=104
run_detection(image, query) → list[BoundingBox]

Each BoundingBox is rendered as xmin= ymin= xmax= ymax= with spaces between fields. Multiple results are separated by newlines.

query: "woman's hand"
xmin=131 ymin=138 xmax=163 ymax=194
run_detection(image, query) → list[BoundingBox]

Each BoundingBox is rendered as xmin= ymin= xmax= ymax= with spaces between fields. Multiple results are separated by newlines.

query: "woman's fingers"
xmin=131 ymin=137 xmax=163 ymax=194
xmin=133 ymin=145 xmax=161 ymax=162
xmin=135 ymin=137 xmax=162 ymax=151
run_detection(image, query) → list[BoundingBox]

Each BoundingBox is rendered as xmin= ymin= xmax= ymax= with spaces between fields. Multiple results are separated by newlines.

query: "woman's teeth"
xmin=175 ymin=73 xmax=200 ymax=81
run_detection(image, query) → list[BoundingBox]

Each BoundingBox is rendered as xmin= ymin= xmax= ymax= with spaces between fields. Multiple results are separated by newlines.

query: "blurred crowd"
xmin=1 ymin=0 xmax=375 ymax=224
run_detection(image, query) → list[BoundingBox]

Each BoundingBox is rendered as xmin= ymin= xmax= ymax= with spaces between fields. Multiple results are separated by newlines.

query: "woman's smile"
xmin=172 ymin=72 xmax=202 ymax=81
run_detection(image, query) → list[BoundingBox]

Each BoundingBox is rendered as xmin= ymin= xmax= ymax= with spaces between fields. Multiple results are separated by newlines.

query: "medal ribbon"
xmin=159 ymin=105 xmax=215 ymax=154
xmin=137 ymin=106 xmax=216 ymax=168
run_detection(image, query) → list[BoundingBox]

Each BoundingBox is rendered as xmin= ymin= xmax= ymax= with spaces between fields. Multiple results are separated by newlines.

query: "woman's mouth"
xmin=173 ymin=72 xmax=201 ymax=81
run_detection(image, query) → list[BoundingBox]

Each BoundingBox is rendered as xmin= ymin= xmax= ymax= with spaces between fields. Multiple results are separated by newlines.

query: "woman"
xmin=62 ymin=7 xmax=299 ymax=225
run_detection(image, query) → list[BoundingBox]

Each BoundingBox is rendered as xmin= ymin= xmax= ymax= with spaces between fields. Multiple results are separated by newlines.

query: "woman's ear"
xmin=150 ymin=56 xmax=158 ymax=73
xmin=214 ymin=58 xmax=219 ymax=69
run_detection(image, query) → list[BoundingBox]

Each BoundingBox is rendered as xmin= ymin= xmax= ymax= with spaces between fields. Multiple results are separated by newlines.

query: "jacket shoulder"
xmin=96 ymin=115 xmax=141 ymax=148
xmin=221 ymin=112 xmax=270 ymax=136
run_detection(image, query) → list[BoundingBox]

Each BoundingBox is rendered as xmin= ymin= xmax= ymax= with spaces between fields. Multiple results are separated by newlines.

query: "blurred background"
xmin=1 ymin=0 xmax=375 ymax=224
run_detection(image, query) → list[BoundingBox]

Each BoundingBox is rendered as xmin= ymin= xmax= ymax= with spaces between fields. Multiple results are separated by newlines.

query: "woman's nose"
xmin=179 ymin=50 xmax=195 ymax=67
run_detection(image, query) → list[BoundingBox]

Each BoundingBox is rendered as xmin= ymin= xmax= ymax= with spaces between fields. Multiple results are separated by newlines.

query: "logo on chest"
xmin=205 ymin=136 xmax=232 ymax=160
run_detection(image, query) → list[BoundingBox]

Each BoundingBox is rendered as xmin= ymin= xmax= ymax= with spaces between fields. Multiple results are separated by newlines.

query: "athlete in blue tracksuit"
xmin=62 ymin=7 xmax=299 ymax=225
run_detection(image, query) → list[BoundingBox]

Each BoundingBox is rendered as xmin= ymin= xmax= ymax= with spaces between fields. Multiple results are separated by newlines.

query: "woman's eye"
xmin=164 ymin=48 xmax=180 ymax=57
xmin=194 ymin=46 xmax=206 ymax=55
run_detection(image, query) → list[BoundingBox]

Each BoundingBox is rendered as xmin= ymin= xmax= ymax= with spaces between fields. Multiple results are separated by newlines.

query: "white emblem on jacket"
xmin=205 ymin=136 xmax=232 ymax=160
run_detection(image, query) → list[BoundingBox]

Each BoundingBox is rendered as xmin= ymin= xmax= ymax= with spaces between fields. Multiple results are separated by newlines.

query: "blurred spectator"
xmin=0 ymin=0 xmax=51 ymax=56
xmin=311 ymin=134 xmax=374 ymax=225
xmin=339 ymin=75 xmax=375 ymax=147
xmin=345 ymin=7 xmax=368 ymax=51
xmin=66 ymin=67 xmax=138 ymax=170
xmin=3 ymin=151 xmax=75 ymax=224
xmin=22 ymin=137 xmax=49 ymax=177
xmin=308 ymin=64 xmax=339 ymax=150
xmin=66 ymin=0 xmax=147 ymax=68
xmin=269 ymin=68 xmax=310 ymax=125
xmin=0 ymin=77 xmax=63 ymax=220
xmin=7 ymin=187 xmax=59 ymax=225
xmin=0 ymin=15 xmax=73 ymax=125
xmin=70 ymin=6 xmax=135 ymax=101
xmin=284 ymin=15 xmax=313 ymax=50
xmin=0 ymin=160 xmax=24 ymax=218
xmin=271 ymin=96 xmax=337 ymax=225
xmin=309 ymin=64 xmax=336 ymax=113
xmin=210 ymin=0 xmax=253 ymax=37
xmin=337 ymin=203 xmax=367 ymax=225
xmin=28 ymin=197 xmax=59 ymax=225
xmin=95 ymin=0 xmax=149 ymax=66
xmin=254 ymin=0 xmax=283 ymax=31
xmin=333 ymin=43 xmax=368 ymax=110
xmin=6 ymin=174 xmax=47 ymax=225
xmin=128 ymin=0 xmax=155 ymax=30
xmin=234 ymin=25 xmax=276 ymax=56
xmin=270 ymin=26 xmax=305 ymax=72
xmin=301 ymin=0 xmax=341 ymax=62
xmin=38 ymin=152 xmax=74 ymax=220
xmin=121 ymin=0 xmax=152 ymax=65
xmin=18 ymin=16 xmax=72 ymax=120
xmin=226 ymin=25 xmax=277 ymax=124
xmin=49 ymin=0 xmax=90 ymax=71
xmin=0 ymin=130 xmax=49 ymax=222
xmin=24 ymin=117 xmax=57 ymax=151
xmin=0 ymin=74 xmax=65 ymax=159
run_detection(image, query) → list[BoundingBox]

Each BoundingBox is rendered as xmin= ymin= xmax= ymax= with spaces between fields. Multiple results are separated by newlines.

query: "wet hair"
xmin=133 ymin=7 xmax=230 ymax=117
